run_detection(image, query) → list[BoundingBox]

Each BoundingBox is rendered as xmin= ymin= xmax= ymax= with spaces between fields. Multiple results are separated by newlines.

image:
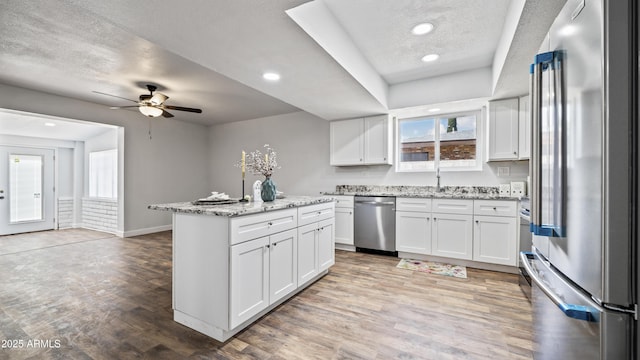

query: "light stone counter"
xmin=324 ymin=185 xmax=518 ymax=200
xmin=148 ymin=195 xmax=334 ymax=217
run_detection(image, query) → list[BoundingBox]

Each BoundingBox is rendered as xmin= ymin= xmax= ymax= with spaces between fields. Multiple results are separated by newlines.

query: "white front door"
xmin=0 ymin=146 xmax=55 ymax=235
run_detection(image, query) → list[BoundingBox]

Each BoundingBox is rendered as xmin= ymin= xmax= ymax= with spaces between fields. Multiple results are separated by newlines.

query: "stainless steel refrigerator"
xmin=520 ymin=0 xmax=637 ymax=358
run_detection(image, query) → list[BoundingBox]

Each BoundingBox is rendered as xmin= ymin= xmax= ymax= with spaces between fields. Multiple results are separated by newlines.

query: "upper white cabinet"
xmin=518 ymin=95 xmax=531 ymax=160
xmin=330 ymin=115 xmax=391 ymax=166
xmin=488 ymin=98 xmax=519 ymax=161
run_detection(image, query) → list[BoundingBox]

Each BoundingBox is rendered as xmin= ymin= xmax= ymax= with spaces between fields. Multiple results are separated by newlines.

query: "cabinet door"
xmin=335 ymin=207 xmax=354 ymax=245
xmin=297 ymin=223 xmax=319 ymax=286
xmin=396 ymin=211 xmax=431 ymax=254
xmin=518 ymin=95 xmax=531 ymax=159
xmin=318 ymin=218 xmax=335 ymax=272
xmin=269 ymin=229 xmax=298 ymax=305
xmin=230 ymin=236 xmax=269 ymax=329
xmin=364 ymin=115 xmax=391 ymax=165
xmin=473 ymin=216 xmax=517 ymax=266
xmin=431 ymin=213 xmax=473 ymax=260
xmin=330 ymin=119 xmax=364 ymax=165
xmin=488 ymin=98 xmax=519 ymax=160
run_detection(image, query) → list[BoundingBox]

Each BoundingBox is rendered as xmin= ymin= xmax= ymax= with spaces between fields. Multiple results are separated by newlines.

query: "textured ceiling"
xmin=324 ymin=0 xmax=511 ymax=84
xmin=0 ymin=0 xmax=565 ymax=138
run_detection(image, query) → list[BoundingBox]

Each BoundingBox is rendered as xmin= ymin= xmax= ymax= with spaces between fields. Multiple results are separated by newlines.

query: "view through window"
xmin=397 ymin=110 xmax=480 ymax=171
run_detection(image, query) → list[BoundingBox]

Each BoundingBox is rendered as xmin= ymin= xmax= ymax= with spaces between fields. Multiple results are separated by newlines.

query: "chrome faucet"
xmin=436 ymin=167 xmax=441 ymax=192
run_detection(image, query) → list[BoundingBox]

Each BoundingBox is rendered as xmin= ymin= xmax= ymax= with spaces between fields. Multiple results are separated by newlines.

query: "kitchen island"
xmin=149 ymin=196 xmax=335 ymax=342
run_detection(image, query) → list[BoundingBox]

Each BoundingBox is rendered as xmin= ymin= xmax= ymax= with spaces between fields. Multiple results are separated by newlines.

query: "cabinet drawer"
xmin=474 ymin=200 xmax=517 ymax=217
xmin=230 ymin=209 xmax=297 ymax=245
xmin=298 ymin=202 xmax=335 ymax=227
xmin=396 ymin=197 xmax=431 ymax=212
xmin=432 ymin=199 xmax=473 ymax=215
xmin=333 ymin=195 xmax=354 ymax=208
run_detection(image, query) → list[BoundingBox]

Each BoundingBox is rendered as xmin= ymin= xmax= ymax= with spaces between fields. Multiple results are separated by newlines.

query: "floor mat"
xmin=396 ymin=258 xmax=467 ymax=279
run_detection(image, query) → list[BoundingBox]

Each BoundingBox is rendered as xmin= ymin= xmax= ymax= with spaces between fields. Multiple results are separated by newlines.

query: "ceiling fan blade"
xmin=93 ymin=91 xmax=139 ymax=103
xmin=164 ymin=105 xmax=202 ymax=113
xmin=109 ymin=106 xmax=139 ymax=109
xmin=162 ymin=110 xmax=174 ymax=118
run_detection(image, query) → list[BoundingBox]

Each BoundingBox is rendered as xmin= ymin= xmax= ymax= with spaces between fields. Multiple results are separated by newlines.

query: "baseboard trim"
xmin=122 ymin=224 xmax=172 ymax=238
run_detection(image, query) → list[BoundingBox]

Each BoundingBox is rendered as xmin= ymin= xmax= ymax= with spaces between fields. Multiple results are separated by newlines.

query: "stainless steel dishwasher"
xmin=354 ymin=196 xmax=396 ymax=255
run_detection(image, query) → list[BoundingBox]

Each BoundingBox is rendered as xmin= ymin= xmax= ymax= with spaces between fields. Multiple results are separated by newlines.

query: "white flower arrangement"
xmin=236 ymin=144 xmax=280 ymax=178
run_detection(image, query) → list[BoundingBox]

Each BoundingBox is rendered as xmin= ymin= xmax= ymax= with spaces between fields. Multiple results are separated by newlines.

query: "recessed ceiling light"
xmin=44 ymin=122 xmax=56 ymax=127
xmin=421 ymin=54 xmax=439 ymax=63
xmin=412 ymin=23 xmax=434 ymax=35
xmin=263 ymin=72 xmax=281 ymax=81
xmin=429 ymin=108 xmax=441 ymax=112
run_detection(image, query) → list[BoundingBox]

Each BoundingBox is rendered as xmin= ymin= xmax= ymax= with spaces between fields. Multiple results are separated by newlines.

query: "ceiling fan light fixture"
xmin=150 ymin=93 xmax=168 ymax=106
xmin=139 ymin=105 xmax=163 ymax=117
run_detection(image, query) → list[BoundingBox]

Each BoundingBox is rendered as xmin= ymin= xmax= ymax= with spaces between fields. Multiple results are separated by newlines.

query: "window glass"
xmin=397 ymin=110 xmax=481 ymax=172
xmin=89 ymin=149 xmax=117 ymax=199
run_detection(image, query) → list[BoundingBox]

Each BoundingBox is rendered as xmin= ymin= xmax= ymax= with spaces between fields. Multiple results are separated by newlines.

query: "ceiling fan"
xmin=94 ymin=84 xmax=203 ymax=118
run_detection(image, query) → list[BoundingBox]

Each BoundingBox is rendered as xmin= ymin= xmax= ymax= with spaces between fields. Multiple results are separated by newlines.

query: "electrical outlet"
xmin=499 ymin=184 xmax=511 ymax=196
xmin=497 ymin=166 xmax=510 ymax=177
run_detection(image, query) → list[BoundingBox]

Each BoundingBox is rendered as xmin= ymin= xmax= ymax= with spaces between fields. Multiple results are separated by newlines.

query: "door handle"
xmin=0 ymin=196 xmax=4 ymax=200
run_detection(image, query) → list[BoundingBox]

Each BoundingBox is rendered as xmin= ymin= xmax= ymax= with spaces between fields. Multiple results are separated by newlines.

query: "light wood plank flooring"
xmin=0 ymin=229 xmax=532 ymax=359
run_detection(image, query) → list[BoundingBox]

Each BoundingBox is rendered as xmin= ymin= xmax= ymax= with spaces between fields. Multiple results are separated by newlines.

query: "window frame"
xmin=395 ymin=109 xmax=484 ymax=173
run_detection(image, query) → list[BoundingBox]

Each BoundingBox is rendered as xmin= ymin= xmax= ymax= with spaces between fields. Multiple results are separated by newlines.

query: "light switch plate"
xmin=499 ymin=184 xmax=511 ymax=196
xmin=510 ymin=181 xmax=525 ymax=197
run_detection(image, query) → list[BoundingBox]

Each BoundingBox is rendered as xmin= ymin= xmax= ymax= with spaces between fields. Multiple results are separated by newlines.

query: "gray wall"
xmin=208 ymin=111 xmax=529 ymax=197
xmin=0 ymin=83 xmax=210 ymax=236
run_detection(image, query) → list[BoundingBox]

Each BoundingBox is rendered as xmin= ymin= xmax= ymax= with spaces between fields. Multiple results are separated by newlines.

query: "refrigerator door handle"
xmin=529 ymin=51 xmax=566 ymax=238
xmin=519 ymin=252 xmax=597 ymax=322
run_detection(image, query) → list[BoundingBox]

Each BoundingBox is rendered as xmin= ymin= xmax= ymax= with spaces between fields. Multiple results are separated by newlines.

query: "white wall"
xmin=208 ymin=111 xmax=528 ymax=196
xmin=0 ymin=83 xmax=211 ymax=236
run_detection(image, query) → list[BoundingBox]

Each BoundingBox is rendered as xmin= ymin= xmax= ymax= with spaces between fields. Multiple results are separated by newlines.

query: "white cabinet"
xmin=488 ymin=98 xmax=519 ymax=161
xmin=268 ymin=230 xmax=298 ymax=304
xmin=430 ymin=199 xmax=473 ymax=260
xmin=473 ymin=216 xmax=517 ymax=266
xmin=230 ymin=229 xmax=298 ymax=329
xmin=395 ymin=197 xmax=519 ymax=268
xmin=171 ymin=202 xmax=335 ymax=342
xmin=230 ymin=236 xmax=269 ymax=328
xmin=298 ymin=218 xmax=335 ymax=286
xmin=334 ymin=195 xmax=354 ymax=246
xmin=329 ymin=118 xmax=363 ymax=165
xmin=363 ymin=115 xmax=391 ymax=164
xmin=518 ymin=95 xmax=531 ymax=160
xmin=396 ymin=197 xmax=432 ymax=254
xmin=396 ymin=211 xmax=432 ymax=254
xmin=473 ymin=200 xmax=518 ymax=266
xmin=432 ymin=213 xmax=473 ymax=260
xmin=330 ymin=115 xmax=391 ymax=166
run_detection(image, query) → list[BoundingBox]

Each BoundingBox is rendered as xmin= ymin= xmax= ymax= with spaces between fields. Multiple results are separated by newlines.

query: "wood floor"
xmin=0 ymin=229 xmax=532 ymax=359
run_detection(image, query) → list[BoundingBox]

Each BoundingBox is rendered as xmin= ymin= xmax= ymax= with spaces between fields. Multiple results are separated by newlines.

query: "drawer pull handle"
xmin=266 ymin=244 xmax=270 ymax=248
xmin=272 ymin=242 xmax=277 ymax=247
xmin=493 ymin=207 xmax=497 ymax=211
xmin=268 ymin=222 xmax=273 ymax=226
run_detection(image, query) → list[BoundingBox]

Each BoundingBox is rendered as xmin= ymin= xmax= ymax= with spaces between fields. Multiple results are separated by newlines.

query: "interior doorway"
xmin=0 ymin=146 xmax=55 ymax=235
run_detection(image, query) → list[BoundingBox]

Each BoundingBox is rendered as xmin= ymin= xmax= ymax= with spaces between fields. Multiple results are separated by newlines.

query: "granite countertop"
xmin=148 ymin=195 xmax=334 ymax=217
xmin=324 ymin=185 xmax=519 ymax=200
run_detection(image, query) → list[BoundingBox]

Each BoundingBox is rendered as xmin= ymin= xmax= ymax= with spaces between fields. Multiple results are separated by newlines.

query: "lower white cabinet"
xmin=473 ymin=215 xmax=518 ymax=266
xmin=171 ymin=202 xmax=335 ymax=342
xmin=334 ymin=195 xmax=354 ymax=246
xmin=230 ymin=229 xmax=298 ymax=329
xmin=298 ymin=218 xmax=335 ymax=286
xmin=396 ymin=211 xmax=431 ymax=254
xmin=431 ymin=213 xmax=473 ymax=260
xmin=230 ymin=236 xmax=269 ymax=329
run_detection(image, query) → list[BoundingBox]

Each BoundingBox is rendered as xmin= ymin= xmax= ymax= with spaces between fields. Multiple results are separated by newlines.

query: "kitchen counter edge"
xmin=148 ymin=195 xmax=335 ymax=217
xmin=324 ymin=191 xmax=519 ymax=201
